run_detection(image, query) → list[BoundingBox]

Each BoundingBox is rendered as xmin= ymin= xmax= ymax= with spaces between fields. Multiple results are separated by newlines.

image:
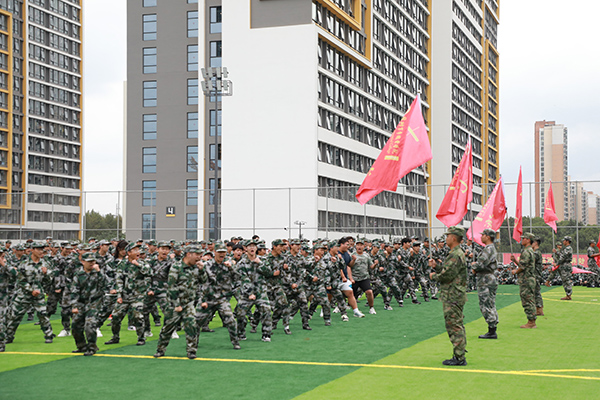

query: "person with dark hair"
xmin=511 ymin=233 xmax=537 ymax=329
xmin=532 ymin=236 xmax=544 ymax=315
xmin=97 ymin=240 xmax=127 ymax=330
xmin=586 ymin=240 xmax=600 ymax=288
xmin=338 ymin=237 xmax=364 ymax=318
xmin=471 ymin=229 xmax=499 ymax=339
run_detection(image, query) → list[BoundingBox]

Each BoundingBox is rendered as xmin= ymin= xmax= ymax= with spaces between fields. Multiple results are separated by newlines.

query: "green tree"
xmin=83 ymin=209 xmax=123 ymax=241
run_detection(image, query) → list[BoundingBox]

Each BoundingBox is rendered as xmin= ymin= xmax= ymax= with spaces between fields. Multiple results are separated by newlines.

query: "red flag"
xmin=572 ymin=267 xmax=595 ymax=274
xmin=543 ymin=181 xmax=558 ymax=232
xmin=356 ymin=95 xmax=432 ymax=205
xmin=467 ymin=177 xmax=507 ymax=245
xmin=436 ymin=141 xmax=473 ymax=227
xmin=512 ymin=167 xmax=523 ymax=242
xmin=595 ymin=233 xmax=600 ymax=265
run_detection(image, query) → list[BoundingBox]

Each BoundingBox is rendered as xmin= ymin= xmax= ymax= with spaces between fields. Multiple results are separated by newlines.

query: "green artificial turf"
xmin=0 ymin=285 xmax=567 ymax=399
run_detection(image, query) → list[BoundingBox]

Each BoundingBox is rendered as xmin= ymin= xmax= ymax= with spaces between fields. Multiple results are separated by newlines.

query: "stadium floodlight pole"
xmin=201 ymin=67 xmax=233 ymax=241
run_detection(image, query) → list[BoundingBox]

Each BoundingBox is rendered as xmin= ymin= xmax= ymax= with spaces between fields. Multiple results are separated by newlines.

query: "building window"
xmin=187 ymin=45 xmax=198 ymax=71
xmin=209 ymin=178 xmax=220 ymax=205
xmin=209 ymin=144 xmax=221 ymax=170
xmin=143 ymin=147 xmax=157 ymax=173
xmin=143 ymin=81 xmax=157 ymax=107
xmin=143 ymin=114 xmax=157 ymax=140
xmin=187 ymin=78 xmax=198 ymax=105
xmin=188 ymin=0 xmax=198 ymax=3
xmin=210 ymin=6 xmax=222 ymax=33
xmin=209 ymin=109 xmax=221 ymax=136
xmin=187 ymin=146 xmax=198 ymax=172
xmin=187 ymin=112 xmax=198 ymax=138
xmin=186 ymin=179 xmax=198 ymax=206
xmin=142 ymin=213 xmax=156 ymax=239
xmin=143 ymin=0 xmax=157 ymax=7
xmin=142 ymin=14 xmax=157 ymax=41
xmin=187 ymin=11 xmax=198 ymax=38
xmin=142 ymin=180 xmax=156 ymax=206
xmin=186 ymin=213 xmax=198 ymax=240
xmin=210 ymin=41 xmax=221 ymax=67
xmin=143 ymin=47 xmax=157 ymax=74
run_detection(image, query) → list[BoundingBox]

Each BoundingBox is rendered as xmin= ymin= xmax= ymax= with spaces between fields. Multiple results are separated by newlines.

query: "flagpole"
xmin=421 ymin=164 xmax=432 ymax=258
xmin=505 ymin=210 xmax=515 ymax=256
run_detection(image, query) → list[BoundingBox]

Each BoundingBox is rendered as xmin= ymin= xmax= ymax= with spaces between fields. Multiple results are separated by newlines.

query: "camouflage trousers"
xmin=196 ymin=299 xmax=239 ymax=345
xmin=283 ymin=289 xmax=310 ymax=326
xmin=110 ymin=297 xmax=145 ymax=341
xmin=0 ymin=293 xmax=9 ymax=343
xmin=588 ymin=265 xmax=600 ymax=287
xmin=381 ymin=275 xmax=404 ymax=305
xmin=143 ymin=291 xmax=170 ymax=332
xmin=397 ymin=273 xmax=417 ymax=301
xmin=6 ymin=292 xmax=54 ymax=341
xmin=157 ymin=300 xmax=198 ymax=355
xmin=517 ymin=275 xmax=537 ymax=321
xmin=72 ymin=299 xmax=102 ymax=351
xmin=235 ymin=295 xmax=272 ymax=337
xmin=441 ymin=289 xmax=467 ymax=360
xmin=371 ymin=278 xmax=391 ymax=306
xmin=327 ymin=285 xmax=348 ymax=316
xmin=46 ymin=288 xmax=71 ymax=331
xmin=307 ymin=286 xmax=331 ymax=321
xmin=476 ymin=273 xmax=498 ymax=328
xmin=267 ymin=286 xmax=290 ymax=328
xmin=558 ymin=266 xmax=573 ymax=296
xmin=534 ymin=276 xmax=544 ymax=308
xmin=97 ymin=293 xmax=117 ymax=328
xmin=415 ymin=275 xmax=431 ymax=300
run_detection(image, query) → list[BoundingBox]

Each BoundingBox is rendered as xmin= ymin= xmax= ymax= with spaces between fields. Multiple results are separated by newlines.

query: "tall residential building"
xmin=534 ymin=120 xmax=568 ymax=220
xmin=125 ymin=0 xmax=500 ymax=242
xmin=0 ymin=1 xmax=83 ymax=241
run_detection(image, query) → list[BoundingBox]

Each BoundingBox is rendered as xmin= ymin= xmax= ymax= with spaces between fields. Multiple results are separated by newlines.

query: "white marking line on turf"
xmin=542 ymin=298 xmax=600 ymax=306
xmin=3 ymin=352 xmax=600 ymax=382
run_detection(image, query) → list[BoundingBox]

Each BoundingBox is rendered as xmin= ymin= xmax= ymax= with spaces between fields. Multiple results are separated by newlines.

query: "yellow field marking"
xmin=3 ymin=352 xmax=600 ymax=382
xmin=522 ymin=369 xmax=600 ymax=373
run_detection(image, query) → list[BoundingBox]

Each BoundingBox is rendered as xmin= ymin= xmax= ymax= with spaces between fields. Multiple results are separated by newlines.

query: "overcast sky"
xmin=81 ymin=0 xmax=600 ymax=215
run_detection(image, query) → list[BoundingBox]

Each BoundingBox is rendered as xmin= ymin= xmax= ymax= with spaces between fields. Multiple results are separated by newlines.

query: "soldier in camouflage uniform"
xmin=547 ymin=237 xmax=574 ymax=300
xmin=471 ymin=229 xmax=499 ymax=339
xmin=282 ymin=239 xmax=311 ymax=331
xmin=196 ymin=244 xmax=240 ymax=350
xmin=410 ymin=242 xmax=430 ymax=302
xmin=143 ymin=241 xmax=174 ymax=337
xmin=532 ymin=237 xmax=544 ymax=316
xmin=378 ymin=243 xmax=404 ymax=308
xmin=234 ymin=241 xmax=275 ymax=342
xmin=0 ymin=249 xmax=17 ymax=352
xmin=5 ymin=242 xmax=55 ymax=344
xmin=511 ymin=232 xmax=537 ymax=328
xmin=369 ymin=243 xmax=391 ymax=309
xmin=429 ymin=227 xmax=468 ymax=366
xmin=155 ymin=246 xmax=206 ymax=359
xmin=395 ymin=238 xmax=420 ymax=305
xmin=586 ymin=240 xmax=600 ymax=288
xmin=322 ymin=242 xmax=350 ymax=320
xmin=70 ymin=252 xmax=108 ymax=356
xmin=104 ymin=242 xmax=153 ymax=346
xmin=306 ymin=243 xmax=333 ymax=325
xmin=97 ymin=240 xmax=127 ymax=330
xmin=262 ymin=239 xmax=291 ymax=334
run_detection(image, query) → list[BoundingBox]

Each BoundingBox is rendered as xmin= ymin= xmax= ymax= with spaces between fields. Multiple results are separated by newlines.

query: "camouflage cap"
xmin=90 ymin=242 xmax=101 ymax=250
xmin=184 ymin=245 xmax=203 ymax=254
xmin=327 ymin=241 xmax=339 ymax=249
xmin=313 ymin=242 xmax=327 ymax=250
xmin=482 ymin=229 xmax=496 ymax=238
xmin=81 ymin=252 xmax=96 ymax=262
xmin=563 ymin=236 xmax=572 ymax=243
xmin=88 ymin=237 xmax=97 ymax=241
xmin=355 ymin=238 xmax=364 ymax=244
xmin=445 ymin=227 xmax=465 ymax=238
xmin=522 ymin=232 xmax=535 ymax=241
xmin=214 ymin=243 xmax=227 ymax=252
xmin=125 ymin=242 xmax=140 ymax=252
xmin=257 ymin=241 xmax=267 ymax=250
xmin=31 ymin=242 xmax=45 ymax=249
xmin=14 ymin=244 xmax=25 ymax=251
xmin=412 ymin=241 xmax=421 ymax=247
xmin=392 ymin=237 xmax=402 ymax=244
xmin=590 ymin=240 xmax=597 ymax=245
xmin=272 ymin=239 xmax=285 ymax=247
xmin=147 ymin=239 xmax=158 ymax=246
xmin=158 ymin=241 xmax=172 ymax=248
xmin=290 ymin=239 xmax=301 ymax=245
xmin=423 ymin=237 xmax=430 ymax=243
xmin=246 ymin=240 xmax=259 ymax=247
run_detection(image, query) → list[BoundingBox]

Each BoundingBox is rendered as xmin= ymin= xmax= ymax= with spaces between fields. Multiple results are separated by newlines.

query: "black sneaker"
xmin=283 ymin=326 xmax=292 ymax=335
xmin=250 ymin=327 xmax=257 ymax=333
xmin=45 ymin=338 xmax=53 ymax=344
xmin=239 ymin=335 xmax=247 ymax=341
xmin=442 ymin=357 xmax=467 ymax=366
xmin=104 ymin=337 xmax=120 ymax=345
xmin=136 ymin=339 xmax=146 ymax=346
xmin=34 ymin=321 xmax=40 ymax=326
xmin=233 ymin=343 xmax=241 ymax=350
xmin=412 ymin=300 xmax=421 ymax=305
xmin=154 ymin=350 xmax=164 ymax=358
xmin=84 ymin=350 xmax=95 ymax=356
xmin=187 ymin=353 xmax=197 ymax=359
xmin=154 ymin=321 xmax=161 ymax=327
xmin=302 ymin=324 xmax=312 ymax=331
xmin=324 ymin=320 xmax=331 ymax=326
xmin=27 ymin=315 xmax=34 ymax=321
xmin=5 ymin=338 xmax=13 ymax=344
xmin=0 ymin=345 xmax=5 ymax=352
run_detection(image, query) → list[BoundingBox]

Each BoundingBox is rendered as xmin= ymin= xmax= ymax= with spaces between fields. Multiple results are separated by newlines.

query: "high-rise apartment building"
xmin=125 ymin=0 xmax=500 ymax=242
xmin=534 ymin=120 xmax=568 ymax=220
xmin=0 ymin=0 xmax=83 ymax=241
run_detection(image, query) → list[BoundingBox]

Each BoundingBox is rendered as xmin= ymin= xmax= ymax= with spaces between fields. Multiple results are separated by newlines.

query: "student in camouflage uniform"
xmin=70 ymin=252 xmax=108 ymax=356
xmin=143 ymin=241 xmax=174 ymax=337
xmin=196 ymin=244 xmax=240 ymax=350
xmin=532 ymin=237 xmax=544 ymax=316
xmin=5 ymin=242 xmax=55 ymax=344
xmin=234 ymin=241 xmax=275 ymax=342
xmin=262 ymin=240 xmax=291 ymax=333
xmin=282 ymin=239 xmax=311 ymax=331
xmin=511 ymin=232 xmax=537 ymax=328
xmin=306 ymin=243 xmax=333 ymax=325
xmin=0 ymin=249 xmax=17 ymax=352
xmin=322 ymin=242 xmax=350 ymax=320
xmin=378 ymin=243 xmax=404 ymax=308
xmin=429 ymin=227 xmax=468 ymax=366
xmin=369 ymin=243 xmax=391 ymax=310
xmin=410 ymin=242 xmax=430 ymax=302
xmin=105 ymin=242 xmax=153 ymax=346
xmin=586 ymin=241 xmax=600 ymax=288
xmin=97 ymin=240 xmax=127 ymax=330
xmin=155 ymin=246 xmax=206 ymax=359
xmin=471 ymin=229 xmax=499 ymax=339
xmin=546 ymin=237 xmax=574 ymax=300
xmin=395 ymin=238 xmax=420 ymax=305
xmin=48 ymin=243 xmax=77 ymax=337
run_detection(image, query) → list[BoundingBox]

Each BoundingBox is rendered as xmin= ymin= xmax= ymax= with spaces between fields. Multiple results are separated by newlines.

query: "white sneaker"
xmin=369 ymin=307 xmax=377 ymax=315
xmin=384 ymin=305 xmax=393 ymax=311
xmin=96 ymin=329 xmax=103 ymax=338
xmin=57 ymin=329 xmax=70 ymax=337
xmin=144 ymin=331 xmax=153 ymax=338
xmin=341 ymin=315 xmax=349 ymax=322
xmin=332 ymin=307 xmax=340 ymax=314
xmin=319 ymin=309 xmax=324 ymax=318
xmin=127 ymin=326 xmax=136 ymax=331
xmin=354 ymin=310 xmax=365 ymax=318
xmin=171 ymin=331 xmax=179 ymax=339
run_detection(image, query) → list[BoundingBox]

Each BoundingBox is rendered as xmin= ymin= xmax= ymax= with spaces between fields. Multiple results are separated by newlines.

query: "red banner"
xmin=512 ymin=167 xmax=523 ymax=242
xmin=436 ymin=141 xmax=473 ymax=227
xmin=467 ymin=177 xmax=506 ymax=246
xmin=543 ymin=181 xmax=558 ymax=232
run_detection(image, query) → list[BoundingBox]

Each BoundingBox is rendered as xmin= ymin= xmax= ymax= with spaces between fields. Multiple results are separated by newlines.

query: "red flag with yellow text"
xmin=356 ymin=95 xmax=432 ymax=205
xmin=436 ymin=141 xmax=473 ymax=227
xmin=512 ymin=167 xmax=523 ymax=242
xmin=544 ymin=181 xmax=558 ymax=233
xmin=467 ymin=177 xmax=507 ymax=245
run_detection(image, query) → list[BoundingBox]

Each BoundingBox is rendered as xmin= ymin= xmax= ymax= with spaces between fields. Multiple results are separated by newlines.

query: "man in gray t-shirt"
xmin=351 ymin=239 xmax=377 ymax=315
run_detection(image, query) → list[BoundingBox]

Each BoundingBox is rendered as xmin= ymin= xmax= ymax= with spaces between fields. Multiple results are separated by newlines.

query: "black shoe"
xmin=187 ymin=353 xmax=197 ymax=359
xmin=431 ymin=296 xmax=438 ymax=300
xmin=34 ymin=321 xmax=40 ymax=326
xmin=424 ymin=298 xmax=430 ymax=302
xmin=72 ymin=348 xmax=85 ymax=353
xmin=283 ymin=326 xmax=292 ymax=335
xmin=154 ymin=350 xmax=164 ymax=358
xmin=398 ymin=302 xmax=404 ymax=307
xmin=324 ymin=320 xmax=331 ymax=326
xmin=442 ymin=357 xmax=467 ymax=366
xmin=154 ymin=321 xmax=161 ymax=327
xmin=302 ymin=324 xmax=312 ymax=331
xmin=0 ymin=345 xmax=4 ymax=352
xmin=5 ymin=338 xmax=13 ymax=344
xmin=84 ymin=350 xmax=95 ymax=356
xmin=201 ymin=327 xmax=215 ymax=333
xmin=479 ymin=327 xmax=497 ymax=339
xmin=45 ymin=338 xmax=53 ymax=344
xmin=233 ymin=343 xmax=241 ymax=350
xmin=412 ymin=300 xmax=421 ymax=305
xmin=239 ymin=334 xmax=247 ymax=341
xmin=104 ymin=338 xmax=120 ymax=345
xmin=250 ymin=327 xmax=257 ymax=333
xmin=27 ymin=315 xmax=34 ymax=321
xmin=136 ymin=339 xmax=146 ymax=346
